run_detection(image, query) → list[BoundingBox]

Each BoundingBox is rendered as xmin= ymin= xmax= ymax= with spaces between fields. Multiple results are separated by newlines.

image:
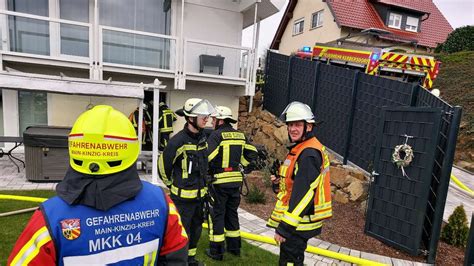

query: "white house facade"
xmin=0 ymin=0 xmax=284 ymax=138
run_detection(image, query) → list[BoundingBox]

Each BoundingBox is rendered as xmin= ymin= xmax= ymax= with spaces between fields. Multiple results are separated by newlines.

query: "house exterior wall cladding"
xmin=279 ymin=0 xmax=340 ymax=55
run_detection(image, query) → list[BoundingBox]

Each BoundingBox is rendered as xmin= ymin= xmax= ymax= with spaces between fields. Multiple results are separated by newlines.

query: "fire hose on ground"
xmin=0 ymin=194 xmax=387 ymax=265
xmin=451 ymin=174 xmax=474 ymax=196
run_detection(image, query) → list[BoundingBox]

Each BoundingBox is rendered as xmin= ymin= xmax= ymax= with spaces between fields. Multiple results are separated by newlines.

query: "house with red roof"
xmin=271 ymin=0 xmax=453 ymax=55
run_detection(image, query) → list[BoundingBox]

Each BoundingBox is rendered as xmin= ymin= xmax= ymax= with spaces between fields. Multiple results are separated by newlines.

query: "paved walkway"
xmin=5 ymin=154 xmax=471 ymax=265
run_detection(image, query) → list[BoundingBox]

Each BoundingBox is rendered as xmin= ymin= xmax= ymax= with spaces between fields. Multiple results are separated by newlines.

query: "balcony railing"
xmin=0 ymin=10 xmax=255 ymax=92
xmin=0 ymin=10 xmax=91 ymax=63
xmin=183 ymin=38 xmax=251 ymax=81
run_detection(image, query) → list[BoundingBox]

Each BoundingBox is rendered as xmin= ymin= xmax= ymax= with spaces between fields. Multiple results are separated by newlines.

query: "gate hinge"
xmin=444 ymin=110 xmax=454 ymax=116
xmin=370 ymin=171 xmax=379 ymax=182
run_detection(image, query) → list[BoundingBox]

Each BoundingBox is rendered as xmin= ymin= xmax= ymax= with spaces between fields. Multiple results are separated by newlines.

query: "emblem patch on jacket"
xmin=60 ymin=218 xmax=81 ymax=240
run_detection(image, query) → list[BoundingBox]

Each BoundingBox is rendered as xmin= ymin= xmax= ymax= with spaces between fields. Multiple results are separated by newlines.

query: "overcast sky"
xmin=242 ymin=0 xmax=474 ymax=56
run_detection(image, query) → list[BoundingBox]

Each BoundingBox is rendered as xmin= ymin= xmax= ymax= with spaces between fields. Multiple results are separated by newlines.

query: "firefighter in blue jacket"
xmin=9 ymin=105 xmax=188 ymax=266
xmin=206 ymin=106 xmax=258 ymax=260
xmin=158 ymin=98 xmax=215 ymax=266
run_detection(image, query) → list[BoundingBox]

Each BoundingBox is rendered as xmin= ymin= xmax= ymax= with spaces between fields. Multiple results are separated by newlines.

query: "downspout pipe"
xmin=249 ymin=0 xmax=261 ymax=113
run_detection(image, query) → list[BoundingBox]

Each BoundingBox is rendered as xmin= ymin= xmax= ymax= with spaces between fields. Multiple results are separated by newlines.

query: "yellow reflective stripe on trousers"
xmin=10 ymin=226 xmax=51 ymax=266
xmin=209 ymin=233 xmax=225 ymax=242
xmin=225 ymin=230 xmax=240 ymax=238
xmin=281 ymin=211 xmax=301 ymax=227
xmin=170 ymin=185 xmax=207 ymax=199
xmin=143 ymin=250 xmax=157 ymax=266
xmin=189 ymin=248 xmax=197 ymax=256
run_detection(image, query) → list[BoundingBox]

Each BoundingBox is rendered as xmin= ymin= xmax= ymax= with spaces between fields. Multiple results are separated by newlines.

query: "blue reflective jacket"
xmin=41 ymin=181 xmax=168 ymax=266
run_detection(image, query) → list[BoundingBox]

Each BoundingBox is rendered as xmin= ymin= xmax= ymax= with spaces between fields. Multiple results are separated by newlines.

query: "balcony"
xmin=0 ymin=9 xmax=255 ymax=93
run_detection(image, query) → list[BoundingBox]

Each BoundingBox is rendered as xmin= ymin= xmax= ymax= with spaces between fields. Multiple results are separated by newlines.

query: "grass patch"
xmin=0 ymin=190 xmax=56 ymax=264
xmin=1 ymin=190 xmax=278 ymax=265
xmin=196 ymin=230 xmax=278 ymax=265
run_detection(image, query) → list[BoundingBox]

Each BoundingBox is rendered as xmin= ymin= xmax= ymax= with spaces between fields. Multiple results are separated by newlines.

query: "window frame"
xmin=388 ymin=12 xmax=402 ymax=29
xmin=292 ymin=17 xmax=304 ymax=36
xmin=405 ymin=16 xmax=419 ymax=32
xmin=311 ymin=10 xmax=324 ymax=29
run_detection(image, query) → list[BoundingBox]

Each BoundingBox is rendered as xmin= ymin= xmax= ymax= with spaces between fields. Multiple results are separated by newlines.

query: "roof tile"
xmin=327 ymin=0 xmax=453 ymax=48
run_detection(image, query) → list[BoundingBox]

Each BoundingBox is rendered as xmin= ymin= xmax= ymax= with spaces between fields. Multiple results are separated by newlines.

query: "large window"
xmin=18 ymin=91 xmax=48 ymax=135
xmin=293 ymin=18 xmax=304 ymax=35
xmin=406 ymin=16 xmax=419 ymax=32
xmin=7 ymin=0 xmax=50 ymax=55
xmin=388 ymin=12 xmax=402 ymax=29
xmin=99 ymin=0 xmax=171 ymax=68
xmin=311 ymin=10 xmax=324 ymax=29
xmin=60 ymin=0 xmax=90 ymax=57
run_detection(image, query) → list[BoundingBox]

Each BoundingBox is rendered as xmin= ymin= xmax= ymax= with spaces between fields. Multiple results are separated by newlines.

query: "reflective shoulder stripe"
xmin=244 ymin=144 xmax=257 ymax=152
xmin=63 ymin=239 xmax=159 ymax=265
xmin=208 ymin=147 xmax=219 ymax=161
xmin=10 ymin=226 xmax=51 ymax=266
xmin=188 ymin=248 xmax=197 ymax=256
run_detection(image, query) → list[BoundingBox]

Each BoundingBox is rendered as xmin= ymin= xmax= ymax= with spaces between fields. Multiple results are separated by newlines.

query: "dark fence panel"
xmin=313 ymin=64 xmax=355 ymax=155
xmin=347 ymin=75 xmax=413 ymax=171
xmin=416 ymin=88 xmax=462 ymax=263
xmin=263 ymin=52 xmax=290 ymax=116
xmin=288 ymin=57 xmax=317 ymax=106
xmin=365 ymin=107 xmax=442 ymax=255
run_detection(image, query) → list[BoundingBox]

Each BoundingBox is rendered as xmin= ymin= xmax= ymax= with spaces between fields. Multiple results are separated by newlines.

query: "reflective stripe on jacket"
xmin=158 ymin=124 xmax=208 ymax=200
xmin=159 ymin=108 xmax=176 ymax=133
xmin=207 ymin=124 xmax=257 ymax=186
xmin=267 ymin=137 xmax=332 ymax=232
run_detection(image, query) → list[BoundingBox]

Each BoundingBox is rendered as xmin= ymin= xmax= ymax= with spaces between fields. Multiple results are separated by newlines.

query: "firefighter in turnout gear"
xmin=205 ymin=106 xmax=258 ymax=260
xmin=158 ymin=102 xmax=177 ymax=151
xmin=128 ymin=102 xmax=153 ymax=150
xmin=158 ymin=98 xmax=215 ymax=266
xmin=267 ymin=101 xmax=332 ymax=266
xmin=8 ymin=105 xmax=188 ymax=265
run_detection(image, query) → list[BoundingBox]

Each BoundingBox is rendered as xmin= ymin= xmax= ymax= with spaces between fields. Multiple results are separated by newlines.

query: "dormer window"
xmin=406 ymin=16 xmax=419 ymax=32
xmin=388 ymin=13 xmax=402 ymax=29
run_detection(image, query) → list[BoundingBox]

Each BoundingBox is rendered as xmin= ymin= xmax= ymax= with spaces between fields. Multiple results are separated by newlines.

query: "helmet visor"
xmin=188 ymin=99 xmax=216 ymax=116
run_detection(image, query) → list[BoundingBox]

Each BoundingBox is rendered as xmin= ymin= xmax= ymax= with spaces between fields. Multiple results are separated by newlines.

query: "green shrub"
xmin=441 ymin=26 xmax=474 ymax=54
xmin=441 ymin=205 xmax=470 ymax=247
xmin=245 ymin=184 xmax=266 ymax=204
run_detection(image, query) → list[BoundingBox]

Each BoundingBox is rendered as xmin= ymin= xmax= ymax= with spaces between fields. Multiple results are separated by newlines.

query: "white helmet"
xmin=211 ymin=106 xmax=237 ymax=123
xmin=177 ymin=98 xmax=215 ymax=117
xmin=280 ymin=101 xmax=315 ymax=123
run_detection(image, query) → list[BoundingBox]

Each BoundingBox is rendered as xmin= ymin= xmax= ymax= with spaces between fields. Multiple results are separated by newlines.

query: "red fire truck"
xmin=296 ymin=45 xmax=440 ymax=90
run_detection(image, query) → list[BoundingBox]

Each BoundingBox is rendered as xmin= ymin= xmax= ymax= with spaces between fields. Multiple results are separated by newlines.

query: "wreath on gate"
xmin=392 ymin=144 xmax=414 ymax=168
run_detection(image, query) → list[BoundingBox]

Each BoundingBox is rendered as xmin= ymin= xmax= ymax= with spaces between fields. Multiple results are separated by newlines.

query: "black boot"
xmin=206 ymin=249 xmax=224 ymax=261
xmin=188 ymin=256 xmax=204 ymax=266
